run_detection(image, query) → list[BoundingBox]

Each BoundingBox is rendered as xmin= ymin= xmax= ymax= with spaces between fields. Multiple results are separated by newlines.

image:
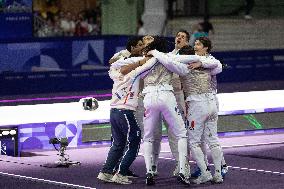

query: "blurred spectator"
xmin=231 ymin=0 xmax=255 ymax=19
xmin=38 ymin=18 xmax=55 ymax=37
xmin=137 ymin=19 xmax=147 ymax=35
xmin=75 ymin=12 xmax=89 ymax=36
xmin=244 ymin=0 xmax=255 ymax=19
xmin=88 ymin=17 xmax=99 ymax=35
xmin=60 ymin=11 xmax=74 ymax=36
xmin=33 ymin=0 xmax=101 ymax=37
xmin=199 ymin=15 xmax=214 ymax=36
xmin=189 ymin=23 xmax=208 ymax=47
xmin=69 ymin=14 xmax=76 ymax=36
xmin=53 ymin=14 xmax=63 ymax=36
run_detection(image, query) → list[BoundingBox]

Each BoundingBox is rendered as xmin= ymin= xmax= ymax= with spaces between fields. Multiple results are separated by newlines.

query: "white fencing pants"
xmin=143 ymin=90 xmax=188 ymax=174
xmin=187 ymin=94 xmax=223 ymax=175
xmin=168 ymin=90 xmax=186 ymax=162
xmin=136 ymin=95 xmax=162 ymax=168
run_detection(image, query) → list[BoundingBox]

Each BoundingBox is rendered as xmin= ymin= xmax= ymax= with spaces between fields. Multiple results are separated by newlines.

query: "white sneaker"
xmin=97 ymin=172 xmax=113 ymax=183
xmin=221 ymin=165 xmax=229 ymax=178
xmin=192 ymin=170 xmax=213 ymax=184
xmin=111 ymin=173 xmax=132 ymax=184
xmin=212 ymin=174 xmax=223 ymax=184
xmin=177 ymin=173 xmax=190 ymax=185
xmin=173 ymin=161 xmax=190 ymax=178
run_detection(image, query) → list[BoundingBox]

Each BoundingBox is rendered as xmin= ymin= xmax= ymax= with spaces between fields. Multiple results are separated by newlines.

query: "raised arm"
xmin=109 ymin=57 xmax=156 ymax=82
xmin=210 ymin=61 xmax=222 ymax=75
xmin=199 ymin=56 xmax=219 ymax=69
xmin=111 ymin=56 xmax=143 ymax=70
xmin=188 ymin=56 xmax=222 ymax=75
xmin=109 ymin=49 xmax=131 ymax=64
xmin=149 ymin=50 xmax=189 ymax=76
xmin=128 ymin=57 xmax=157 ymax=79
xmin=120 ymin=57 xmax=153 ymax=75
xmin=169 ymin=54 xmax=200 ymax=64
xmin=200 ymin=55 xmax=222 ymax=75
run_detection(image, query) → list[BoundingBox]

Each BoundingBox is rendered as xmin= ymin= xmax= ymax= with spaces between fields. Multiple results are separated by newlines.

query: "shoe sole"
xmin=193 ymin=178 xmax=213 ymax=185
xmin=177 ymin=177 xmax=190 ymax=185
xmin=146 ymin=178 xmax=155 ymax=185
xmin=97 ymin=177 xmax=114 ymax=183
xmin=113 ymin=180 xmax=132 ymax=184
xmin=126 ymin=176 xmax=139 ymax=179
xmin=146 ymin=180 xmax=155 ymax=185
xmin=211 ymin=180 xmax=223 ymax=184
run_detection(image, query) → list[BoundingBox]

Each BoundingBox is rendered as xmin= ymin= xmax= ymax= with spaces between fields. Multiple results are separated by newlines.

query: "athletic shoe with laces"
xmin=145 ymin=172 xmax=155 ymax=185
xmin=221 ymin=164 xmax=228 ymax=178
xmin=97 ymin=172 xmax=114 ymax=183
xmin=177 ymin=173 xmax=190 ymax=185
xmin=191 ymin=167 xmax=201 ymax=178
xmin=152 ymin=165 xmax=158 ymax=176
xmin=191 ymin=166 xmax=210 ymax=178
xmin=212 ymin=173 xmax=223 ymax=184
xmin=111 ymin=173 xmax=132 ymax=184
xmin=126 ymin=170 xmax=139 ymax=178
xmin=192 ymin=170 xmax=213 ymax=184
xmin=173 ymin=161 xmax=190 ymax=177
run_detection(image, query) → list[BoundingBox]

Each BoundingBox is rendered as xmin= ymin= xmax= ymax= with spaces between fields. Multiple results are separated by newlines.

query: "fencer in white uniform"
xmin=149 ymin=43 xmax=223 ymax=181
xmin=167 ymin=30 xmax=190 ymax=176
xmin=183 ymin=37 xmax=225 ymax=184
xmin=98 ymin=36 xmax=156 ymax=185
xmin=152 ymin=41 xmax=224 ymax=184
xmin=141 ymin=38 xmax=201 ymax=185
xmin=146 ymin=31 xmax=191 ymax=177
xmin=111 ymin=35 xmax=164 ymax=176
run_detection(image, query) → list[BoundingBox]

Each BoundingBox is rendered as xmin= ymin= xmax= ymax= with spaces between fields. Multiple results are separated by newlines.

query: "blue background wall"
xmin=0 ymin=36 xmax=284 ymax=95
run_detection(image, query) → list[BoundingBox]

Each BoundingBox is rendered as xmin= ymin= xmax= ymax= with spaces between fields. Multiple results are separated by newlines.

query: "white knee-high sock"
xmin=210 ymin=144 xmax=223 ymax=175
xmin=144 ymin=141 xmax=153 ymax=173
xmin=178 ymin=138 xmax=188 ymax=175
xmin=190 ymin=144 xmax=208 ymax=174
xmin=169 ymin=138 xmax=179 ymax=162
xmin=152 ymin=139 xmax=161 ymax=167
xmin=201 ymin=141 xmax=209 ymax=166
